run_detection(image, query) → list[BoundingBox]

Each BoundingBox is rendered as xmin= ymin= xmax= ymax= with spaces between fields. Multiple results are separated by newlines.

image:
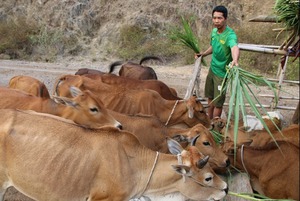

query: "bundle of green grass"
xmin=274 ymin=0 xmax=300 ymax=34
xmin=169 ymin=16 xmax=206 ymax=65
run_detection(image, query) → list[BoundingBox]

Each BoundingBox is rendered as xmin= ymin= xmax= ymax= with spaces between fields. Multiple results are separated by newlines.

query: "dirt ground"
xmin=0 ymin=59 xmax=299 ymax=200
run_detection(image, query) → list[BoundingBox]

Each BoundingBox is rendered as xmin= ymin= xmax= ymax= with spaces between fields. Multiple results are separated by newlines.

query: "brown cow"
xmin=210 ymin=116 xmax=282 ymax=145
xmin=53 ymin=75 xmax=211 ymax=128
xmin=249 ymin=123 xmax=299 ymax=148
xmin=224 ymin=140 xmax=299 ymax=200
xmin=108 ymin=109 xmax=230 ymax=169
xmin=109 ymin=56 xmax=163 ymax=80
xmin=75 ymin=68 xmax=106 ymax=75
xmin=0 ymin=86 xmax=121 ymax=129
xmin=81 ymin=73 xmax=182 ymax=100
xmin=0 ymin=109 xmax=228 ymax=201
xmin=8 ymin=75 xmax=50 ymax=99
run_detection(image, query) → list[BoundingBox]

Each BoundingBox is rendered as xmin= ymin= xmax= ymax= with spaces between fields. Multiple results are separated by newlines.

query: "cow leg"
xmin=0 ymin=188 xmax=6 ymax=201
xmin=0 ymin=172 xmax=10 ymax=201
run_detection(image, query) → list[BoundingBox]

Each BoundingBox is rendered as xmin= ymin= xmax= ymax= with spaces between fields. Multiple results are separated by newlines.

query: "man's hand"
xmin=230 ymin=60 xmax=239 ymax=68
xmin=194 ymin=53 xmax=202 ymax=59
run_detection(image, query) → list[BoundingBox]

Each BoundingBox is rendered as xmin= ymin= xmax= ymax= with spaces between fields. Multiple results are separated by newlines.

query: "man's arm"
xmin=230 ymin=45 xmax=239 ymax=67
xmin=195 ymin=46 xmax=213 ymax=58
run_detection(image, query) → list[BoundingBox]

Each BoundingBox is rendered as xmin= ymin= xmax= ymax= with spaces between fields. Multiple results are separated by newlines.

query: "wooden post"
xmin=274 ymin=55 xmax=289 ymax=109
xmin=225 ymin=173 xmax=253 ymax=201
xmin=184 ymin=56 xmax=202 ymax=99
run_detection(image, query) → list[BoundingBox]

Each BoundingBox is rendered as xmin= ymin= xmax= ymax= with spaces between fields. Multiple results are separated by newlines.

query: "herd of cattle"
xmin=0 ymin=57 xmax=299 ymax=201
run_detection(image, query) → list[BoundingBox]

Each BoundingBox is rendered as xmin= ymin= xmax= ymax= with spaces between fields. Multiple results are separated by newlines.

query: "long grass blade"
xmin=169 ymin=16 xmax=207 ymax=65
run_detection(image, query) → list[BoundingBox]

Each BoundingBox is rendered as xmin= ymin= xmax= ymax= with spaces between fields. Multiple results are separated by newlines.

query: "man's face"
xmin=212 ymin=11 xmax=226 ymax=29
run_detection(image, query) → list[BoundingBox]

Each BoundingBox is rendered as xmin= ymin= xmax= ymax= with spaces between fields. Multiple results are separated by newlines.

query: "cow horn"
xmin=196 ymin=155 xmax=209 ymax=169
xmin=191 ymin=134 xmax=200 ymax=146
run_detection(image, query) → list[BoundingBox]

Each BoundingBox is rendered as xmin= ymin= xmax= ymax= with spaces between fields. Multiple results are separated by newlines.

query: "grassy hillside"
xmin=0 ymin=0 xmax=298 ymax=79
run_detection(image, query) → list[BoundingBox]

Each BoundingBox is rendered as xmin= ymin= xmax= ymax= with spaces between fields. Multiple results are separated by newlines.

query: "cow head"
xmin=52 ymin=86 xmax=122 ymax=129
xmin=167 ymin=137 xmax=228 ymax=200
xmin=184 ymin=96 xmax=211 ymax=128
xmin=171 ymin=123 xmax=230 ymax=169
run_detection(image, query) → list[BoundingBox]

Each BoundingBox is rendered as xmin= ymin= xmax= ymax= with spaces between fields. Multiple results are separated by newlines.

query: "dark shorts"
xmin=204 ymin=68 xmax=226 ymax=107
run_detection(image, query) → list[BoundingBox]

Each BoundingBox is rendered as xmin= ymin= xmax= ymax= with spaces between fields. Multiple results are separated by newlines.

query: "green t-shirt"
xmin=210 ymin=26 xmax=238 ymax=78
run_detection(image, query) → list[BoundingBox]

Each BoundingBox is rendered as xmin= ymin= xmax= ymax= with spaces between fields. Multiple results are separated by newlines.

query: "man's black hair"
xmin=212 ymin=5 xmax=228 ymax=19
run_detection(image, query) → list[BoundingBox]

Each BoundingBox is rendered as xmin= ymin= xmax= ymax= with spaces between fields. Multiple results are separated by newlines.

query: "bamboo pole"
xmin=238 ymin=44 xmax=287 ymax=55
xmin=238 ymin=43 xmax=288 ymax=49
xmin=267 ymin=78 xmax=300 ymax=85
xmin=248 ymin=15 xmax=279 ymax=23
xmin=284 ymin=32 xmax=296 ymax=50
xmin=279 ymin=30 xmax=295 ymax=50
xmin=184 ymin=56 xmax=202 ymax=99
xmin=258 ymin=94 xmax=299 ymax=100
xmin=199 ymin=101 xmax=297 ymax=110
xmin=276 ymin=55 xmax=289 ymax=109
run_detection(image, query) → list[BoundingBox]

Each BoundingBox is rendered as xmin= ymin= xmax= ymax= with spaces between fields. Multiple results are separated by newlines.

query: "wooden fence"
xmin=185 ymin=54 xmax=299 ymax=111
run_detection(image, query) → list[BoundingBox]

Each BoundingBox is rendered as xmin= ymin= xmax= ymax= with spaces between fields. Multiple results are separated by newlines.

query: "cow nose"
xmin=117 ymin=124 xmax=123 ymax=130
xmin=225 ymin=158 xmax=230 ymax=167
xmin=224 ymin=186 xmax=229 ymax=194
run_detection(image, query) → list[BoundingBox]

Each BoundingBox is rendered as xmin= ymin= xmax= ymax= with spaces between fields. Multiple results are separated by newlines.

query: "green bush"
xmin=29 ymin=25 xmax=78 ymax=61
xmin=117 ymin=24 xmax=191 ymax=64
xmin=0 ymin=18 xmax=78 ymax=61
xmin=0 ymin=18 xmax=38 ymax=58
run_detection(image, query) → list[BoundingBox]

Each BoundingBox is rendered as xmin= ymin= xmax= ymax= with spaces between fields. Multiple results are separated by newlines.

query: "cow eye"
xmin=90 ymin=107 xmax=99 ymax=113
xmin=205 ymin=176 xmax=212 ymax=182
xmin=203 ymin=141 xmax=210 ymax=146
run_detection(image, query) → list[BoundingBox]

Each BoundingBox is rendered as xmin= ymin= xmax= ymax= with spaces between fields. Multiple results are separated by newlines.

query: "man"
xmin=196 ymin=5 xmax=240 ymax=119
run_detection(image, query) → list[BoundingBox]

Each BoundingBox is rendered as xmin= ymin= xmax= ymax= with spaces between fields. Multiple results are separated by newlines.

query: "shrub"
xmin=0 ymin=18 xmax=38 ymax=58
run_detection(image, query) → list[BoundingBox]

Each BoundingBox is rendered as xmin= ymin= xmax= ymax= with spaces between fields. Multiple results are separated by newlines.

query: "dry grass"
xmin=0 ymin=18 xmax=37 ymax=59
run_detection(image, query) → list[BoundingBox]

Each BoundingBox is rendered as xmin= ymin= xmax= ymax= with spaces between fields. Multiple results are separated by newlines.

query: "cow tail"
xmin=139 ymin=56 xmax=164 ymax=65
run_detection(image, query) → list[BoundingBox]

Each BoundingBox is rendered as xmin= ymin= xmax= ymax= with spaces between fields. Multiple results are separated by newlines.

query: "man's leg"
xmin=207 ymin=98 xmax=214 ymax=119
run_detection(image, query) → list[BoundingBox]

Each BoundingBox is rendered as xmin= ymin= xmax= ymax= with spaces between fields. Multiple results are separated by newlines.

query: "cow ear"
xmin=52 ymin=96 xmax=77 ymax=107
xmin=171 ymin=134 xmax=189 ymax=143
xmin=171 ymin=165 xmax=192 ymax=176
xmin=167 ymin=138 xmax=183 ymax=155
xmin=69 ymin=86 xmax=83 ymax=98
xmin=187 ymin=105 xmax=194 ymax=118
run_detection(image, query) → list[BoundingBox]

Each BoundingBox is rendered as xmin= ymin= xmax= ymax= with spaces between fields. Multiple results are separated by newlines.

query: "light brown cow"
xmin=8 ymin=75 xmax=50 ymax=99
xmin=80 ymin=73 xmax=182 ymax=100
xmin=210 ymin=116 xmax=282 ymax=145
xmin=75 ymin=68 xmax=106 ymax=75
xmin=54 ymin=74 xmax=211 ymax=128
xmin=167 ymin=123 xmax=230 ymax=169
xmin=0 ymin=109 xmax=228 ymax=201
xmin=109 ymin=56 xmax=163 ymax=80
xmin=224 ymin=140 xmax=299 ymax=200
xmin=0 ymin=86 xmax=121 ymax=129
xmin=108 ymin=110 xmax=230 ymax=169
xmin=249 ymin=123 xmax=299 ymax=148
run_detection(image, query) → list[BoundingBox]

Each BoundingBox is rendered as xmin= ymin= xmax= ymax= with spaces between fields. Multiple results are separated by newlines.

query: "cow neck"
xmin=164 ymin=100 xmax=186 ymax=126
xmin=139 ymin=153 xmax=182 ymax=196
xmin=165 ymin=100 xmax=179 ymax=126
xmin=43 ymin=98 xmax=62 ymax=115
xmin=137 ymin=151 xmax=159 ymax=198
xmin=241 ymin=144 xmax=249 ymax=176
